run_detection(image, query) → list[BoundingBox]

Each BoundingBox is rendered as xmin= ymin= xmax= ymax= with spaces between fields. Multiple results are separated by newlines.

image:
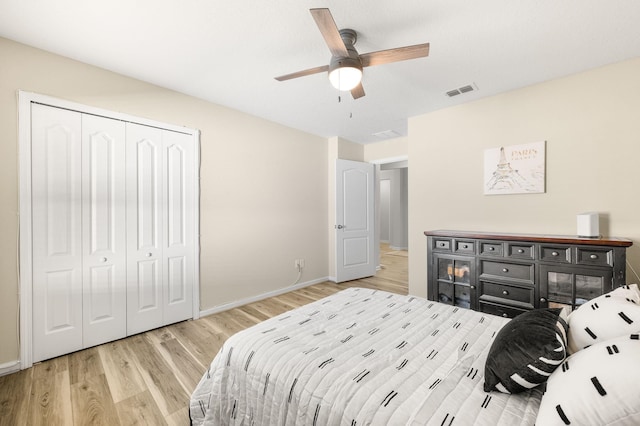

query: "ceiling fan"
xmin=275 ymin=8 xmax=430 ymax=100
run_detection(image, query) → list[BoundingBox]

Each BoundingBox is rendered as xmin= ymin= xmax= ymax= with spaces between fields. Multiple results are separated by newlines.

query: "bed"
xmin=190 ymin=288 xmax=542 ymax=425
xmin=190 ymin=286 xmax=640 ymax=425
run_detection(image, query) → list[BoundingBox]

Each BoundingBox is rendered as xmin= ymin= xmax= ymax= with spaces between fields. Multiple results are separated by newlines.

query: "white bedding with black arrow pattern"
xmin=190 ymin=288 xmax=542 ymax=425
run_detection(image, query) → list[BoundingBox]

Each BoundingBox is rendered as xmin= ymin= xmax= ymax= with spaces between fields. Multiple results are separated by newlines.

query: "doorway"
xmin=375 ymin=159 xmax=408 ymax=279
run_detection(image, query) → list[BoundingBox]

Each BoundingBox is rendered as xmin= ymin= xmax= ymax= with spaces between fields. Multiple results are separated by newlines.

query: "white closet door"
xmin=163 ymin=130 xmax=194 ymax=325
xmin=32 ymin=104 xmax=83 ymax=362
xmin=126 ymin=123 xmax=165 ymax=335
xmin=81 ymin=114 xmax=127 ymax=347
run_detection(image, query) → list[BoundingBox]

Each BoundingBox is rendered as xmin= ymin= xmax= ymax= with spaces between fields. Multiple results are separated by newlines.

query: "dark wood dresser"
xmin=425 ymin=230 xmax=633 ymax=318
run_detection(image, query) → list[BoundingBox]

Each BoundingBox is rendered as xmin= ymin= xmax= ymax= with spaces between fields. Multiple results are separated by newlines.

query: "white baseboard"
xmin=199 ymin=276 xmax=331 ymax=317
xmin=389 ymin=245 xmax=408 ymax=251
xmin=0 ymin=360 xmax=20 ymax=377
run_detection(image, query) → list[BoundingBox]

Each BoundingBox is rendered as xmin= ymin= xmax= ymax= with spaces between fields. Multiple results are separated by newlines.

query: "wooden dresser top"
xmin=424 ymin=230 xmax=633 ymax=247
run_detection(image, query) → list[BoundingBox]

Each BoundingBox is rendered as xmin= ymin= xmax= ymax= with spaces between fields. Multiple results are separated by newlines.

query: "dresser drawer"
xmin=479 ymin=302 xmax=528 ymax=319
xmin=507 ymin=243 xmax=534 ymax=260
xmin=540 ymin=245 xmax=571 ymax=263
xmin=576 ymin=247 xmax=613 ymax=267
xmin=480 ymin=241 xmax=503 ymax=256
xmin=479 ymin=281 xmax=534 ymax=308
xmin=432 ymin=238 xmax=451 ymax=252
xmin=479 ymin=260 xmax=534 ymax=283
xmin=454 ymin=240 xmax=475 ymax=254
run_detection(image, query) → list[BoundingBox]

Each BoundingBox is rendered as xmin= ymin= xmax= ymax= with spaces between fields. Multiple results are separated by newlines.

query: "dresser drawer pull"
xmin=470 ymin=285 xmax=475 ymax=289
xmin=462 ymin=244 xmax=468 ymax=249
xmin=517 ymin=249 xmax=524 ymax=253
xmin=551 ymin=251 xmax=559 ymax=256
xmin=590 ymin=254 xmax=598 ymax=259
xmin=488 ymin=247 xmax=495 ymax=251
xmin=502 ymin=268 xmax=509 ymax=273
xmin=438 ymin=242 xmax=446 ymax=247
xmin=502 ymin=290 xmax=509 ymax=295
xmin=540 ymin=297 xmax=547 ymax=303
xmin=502 ymin=313 xmax=508 ymax=318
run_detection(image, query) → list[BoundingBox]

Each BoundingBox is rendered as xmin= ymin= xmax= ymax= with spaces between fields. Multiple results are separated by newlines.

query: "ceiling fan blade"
xmin=360 ymin=43 xmax=430 ymax=67
xmin=275 ymin=65 xmax=329 ymax=82
xmin=351 ymin=83 xmax=365 ymax=99
xmin=310 ymin=8 xmax=349 ymax=58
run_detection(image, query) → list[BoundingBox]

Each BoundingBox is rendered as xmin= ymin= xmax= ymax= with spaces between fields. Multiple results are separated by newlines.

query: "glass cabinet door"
xmin=542 ymin=265 xmax=613 ymax=312
xmin=434 ymin=256 xmax=473 ymax=308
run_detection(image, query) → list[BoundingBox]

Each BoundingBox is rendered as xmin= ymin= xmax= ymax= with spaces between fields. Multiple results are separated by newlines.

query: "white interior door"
xmin=163 ymin=130 xmax=195 ymax=325
xmin=81 ymin=114 xmax=127 ymax=347
xmin=126 ymin=123 xmax=164 ymax=335
xmin=335 ymin=159 xmax=376 ymax=282
xmin=31 ymin=104 xmax=84 ymax=362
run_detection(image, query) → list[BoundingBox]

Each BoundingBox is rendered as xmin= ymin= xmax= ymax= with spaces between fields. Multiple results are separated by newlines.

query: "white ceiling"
xmin=2 ymin=1 xmax=640 ymax=144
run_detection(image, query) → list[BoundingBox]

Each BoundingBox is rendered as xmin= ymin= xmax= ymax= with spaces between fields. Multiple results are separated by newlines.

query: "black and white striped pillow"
xmin=537 ymin=334 xmax=640 ymax=425
xmin=567 ymin=284 xmax=640 ymax=354
xmin=484 ymin=308 xmax=568 ymax=394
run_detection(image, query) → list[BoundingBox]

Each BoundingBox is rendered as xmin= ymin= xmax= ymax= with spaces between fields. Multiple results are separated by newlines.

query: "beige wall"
xmin=364 ymin=136 xmax=408 ymax=163
xmin=0 ymin=37 xmax=329 ymax=365
xmin=408 ymin=58 xmax=640 ymax=297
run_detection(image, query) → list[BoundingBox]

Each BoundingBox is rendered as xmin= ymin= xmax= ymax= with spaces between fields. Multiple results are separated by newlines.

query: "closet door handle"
xmin=146 ymin=252 xmax=153 ymax=257
xmin=100 ymin=257 xmax=107 ymax=262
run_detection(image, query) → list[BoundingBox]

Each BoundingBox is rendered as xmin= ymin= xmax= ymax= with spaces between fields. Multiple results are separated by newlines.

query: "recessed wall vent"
xmin=372 ymin=129 xmax=402 ymax=139
xmin=446 ymin=83 xmax=478 ymax=97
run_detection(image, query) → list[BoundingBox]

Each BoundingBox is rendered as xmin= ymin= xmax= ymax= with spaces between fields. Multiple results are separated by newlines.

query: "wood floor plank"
xmin=236 ymin=304 xmax=271 ymax=322
xmin=274 ymin=291 xmax=317 ymax=308
xmin=115 ymin=390 xmax=167 ymax=426
xmin=99 ymin=339 xmax=147 ymax=403
xmin=170 ymin=320 xmax=226 ymax=367
xmin=70 ymin=373 xmax=120 ymax=425
xmin=28 ymin=369 xmax=73 ymax=426
xmin=0 ymin=368 xmax=33 ymax=425
xmin=32 ymin=355 xmax=69 ymax=379
xmin=165 ymin=407 xmax=190 ymax=426
xmin=157 ymin=338 xmax=206 ymax=393
xmin=202 ymin=309 xmax=254 ymax=337
xmin=69 ymin=346 xmax=104 ymax=385
xmin=127 ymin=334 xmax=189 ymax=416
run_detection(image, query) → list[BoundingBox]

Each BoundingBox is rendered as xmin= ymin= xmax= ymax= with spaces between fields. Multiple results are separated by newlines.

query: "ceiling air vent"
xmin=446 ymin=83 xmax=478 ymax=97
xmin=373 ymin=129 xmax=402 ymax=139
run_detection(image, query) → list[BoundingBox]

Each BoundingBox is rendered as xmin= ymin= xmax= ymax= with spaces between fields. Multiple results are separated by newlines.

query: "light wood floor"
xmin=0 ymin=245 xmax=407 ymax=425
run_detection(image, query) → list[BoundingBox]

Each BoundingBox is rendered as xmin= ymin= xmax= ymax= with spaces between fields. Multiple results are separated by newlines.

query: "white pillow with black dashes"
xmin=567 ymin=284 xmax=640 ymax=354
xmin=536 ymin=334 xmax=640 ymax=426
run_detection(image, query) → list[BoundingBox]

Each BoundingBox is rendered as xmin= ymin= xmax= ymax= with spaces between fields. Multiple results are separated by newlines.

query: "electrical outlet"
xmin=294 ymin=259 xmax=305 ymax=270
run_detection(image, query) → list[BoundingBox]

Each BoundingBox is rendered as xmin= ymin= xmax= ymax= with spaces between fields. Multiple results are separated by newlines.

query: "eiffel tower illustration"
xmin=486 ymin=147 xmax=537 ymax=192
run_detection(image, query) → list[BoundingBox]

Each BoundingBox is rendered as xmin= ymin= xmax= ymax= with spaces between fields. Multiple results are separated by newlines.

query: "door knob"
xmin=146 ymin=252 xmax=153 ymax=257
xmin=100 ymin=257 xmax=107 ymax=262
xmin=336 ymin=224 xmax=345 ymax=229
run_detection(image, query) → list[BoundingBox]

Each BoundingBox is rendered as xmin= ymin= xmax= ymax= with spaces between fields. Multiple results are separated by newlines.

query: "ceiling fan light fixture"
xmin=329 ymin=57 xmax=362 ymax=91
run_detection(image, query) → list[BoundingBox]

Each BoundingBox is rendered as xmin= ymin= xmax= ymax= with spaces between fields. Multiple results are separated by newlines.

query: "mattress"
xmin=190 ymin=288 xmax=543 ymax=425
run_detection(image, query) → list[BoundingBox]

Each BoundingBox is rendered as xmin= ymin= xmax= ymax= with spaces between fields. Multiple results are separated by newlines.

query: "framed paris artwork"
xmin=484 ymin=141 xmax=546 ymax=195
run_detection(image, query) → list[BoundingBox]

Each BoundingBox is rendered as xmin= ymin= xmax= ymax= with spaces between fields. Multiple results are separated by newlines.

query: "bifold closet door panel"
xmin=126 ymin=123 xmax=165 ymax=335
xmin=81 ymin=114 xmax=127 ymax=347
xmin=163 ymin=130 xmax=195 ymax=325
xmin=31 ymin=104 xmax=84 ymax=362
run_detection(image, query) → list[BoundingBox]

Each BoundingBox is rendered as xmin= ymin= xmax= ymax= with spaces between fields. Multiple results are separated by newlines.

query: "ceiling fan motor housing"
xmin=329 ymin=28 xmax=362 ymax=76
